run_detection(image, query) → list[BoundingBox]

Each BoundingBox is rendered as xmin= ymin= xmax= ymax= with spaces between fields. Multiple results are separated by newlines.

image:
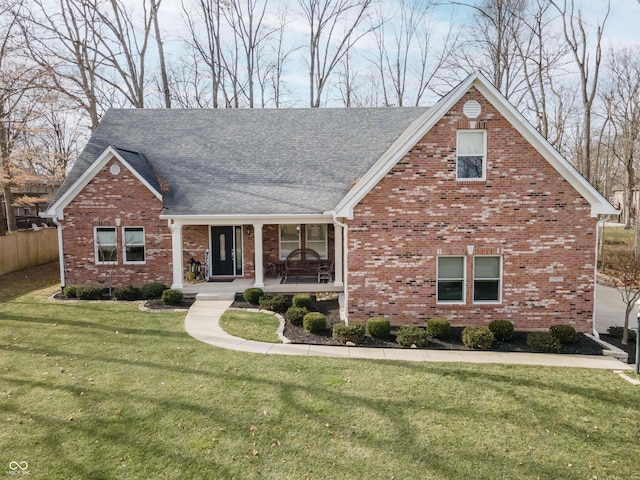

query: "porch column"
xmin=253 ymin=223 xmax=264 ymax=288
xmin=170 ymin=221 xmax=184 ymax=289
xmin=333 ymin=223 xmax=344 ymax=287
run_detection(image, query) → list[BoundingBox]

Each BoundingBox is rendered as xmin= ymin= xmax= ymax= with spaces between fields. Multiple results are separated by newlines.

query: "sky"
xmin=128 ymin=0 xmax=640 ymax=108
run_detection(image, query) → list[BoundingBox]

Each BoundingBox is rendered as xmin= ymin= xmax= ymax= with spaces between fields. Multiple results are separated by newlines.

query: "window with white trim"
xmin=95 ymin=227 xmax=117 ymax=264
xmin=123 ymin=227 xmax=145 ymax=263
xmin=437 ymin=256 xmax=465 ymax=303
xmin=473 ymin=256 xmax=502 ymax=303
xmin=457 ymin=130 xmax=486 ymax=180
xmin=306 ymin=224 xmax=327 ymax=259
xmin=279 ymin=225 xmax=300 ymax=260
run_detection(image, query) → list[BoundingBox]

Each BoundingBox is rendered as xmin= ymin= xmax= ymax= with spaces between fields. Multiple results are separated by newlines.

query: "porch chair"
xmin=317 ymin=261 xmax=334 ymax=283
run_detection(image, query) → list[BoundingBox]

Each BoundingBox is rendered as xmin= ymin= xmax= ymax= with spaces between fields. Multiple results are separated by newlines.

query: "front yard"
xmin=1 ymin=264 xmax=639 ymax=479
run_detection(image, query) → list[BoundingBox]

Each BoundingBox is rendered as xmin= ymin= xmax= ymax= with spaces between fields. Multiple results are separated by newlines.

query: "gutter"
xmin=330 ymin=211 xmax=349 ymax=325
xmin=39 ymin=210 xmax=66 ymax=289
xmin=593 ymin=215 xmax=612 ymax=339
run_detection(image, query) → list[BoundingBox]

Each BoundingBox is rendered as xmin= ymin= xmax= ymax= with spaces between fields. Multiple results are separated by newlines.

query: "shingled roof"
xmin=56 ymin=107 xmax=431 ymax=216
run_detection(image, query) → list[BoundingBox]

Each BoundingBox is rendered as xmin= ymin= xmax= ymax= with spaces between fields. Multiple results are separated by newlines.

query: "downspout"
xmin=53 ymin=216 xmax=66 ymax=289
xmin=593 ymin=215 xmax=612 ymax=339
xmin=331 ymin=211 xmax=349 ymax=325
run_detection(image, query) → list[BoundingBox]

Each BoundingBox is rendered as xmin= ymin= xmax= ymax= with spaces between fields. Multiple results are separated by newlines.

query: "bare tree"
xmin=23 ymin=0 xmax=105 ymax=131
xmin=298 ymin=0 xmax=375 ymax=108
xmin=509 ymin=0 xmax=569 ymax=145
xmin=93 ymin=0 xmax=156 ymax=108
xmin=19 ymin=93 xmax=84 ymax=180
xmin=182 ymin=0 xmax=224 ymax=108
xmin=1 ymin=0 xmax=47 ymax=233
xmin=550 ymin=0 xmax=610 ymax=184
xmin=222 ymin=0 xmax=275 ymax=108
xmin=150 ymin=0 xmax=171 ymax=108
xmin=257 ymin=9 xmax=300 ymax=108
xmin=450 ymin=0 xmax=528 ymax=101
xmin=369 ymin=0 xmax=454 ymax=107
xmin=602 ymin=247 xmax=640 ymax=345
xmin=602 ymin=48 xmax=640 ymax=229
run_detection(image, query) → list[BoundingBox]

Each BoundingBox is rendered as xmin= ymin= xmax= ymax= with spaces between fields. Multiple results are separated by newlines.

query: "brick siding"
xmin=60 ymin=158 xmax=172 ymax=288
xmin=347 ymin=87 xmax=597 ymax=332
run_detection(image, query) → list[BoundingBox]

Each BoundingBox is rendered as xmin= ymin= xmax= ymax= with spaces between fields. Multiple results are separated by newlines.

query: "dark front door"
xmin=211 ymin=226 xmax=235 ymax=276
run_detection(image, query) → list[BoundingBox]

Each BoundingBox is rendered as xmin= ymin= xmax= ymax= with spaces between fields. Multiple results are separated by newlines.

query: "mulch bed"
xmin=599 ymin=334 xmax=637 ymax=364
xmin=144 ymin=297 xmax=196 ymax=310
xmin=52 ymin=292 xmax=196 ymax=310
xmin=231 ymin=294 xmax=605 ymax=356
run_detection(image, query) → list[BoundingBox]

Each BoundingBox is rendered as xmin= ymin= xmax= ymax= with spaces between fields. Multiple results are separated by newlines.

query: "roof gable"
xmin=43 ymin=145 xmax=163 ymax=219
xmin=334 ymin=72 xmax=618 ymax=219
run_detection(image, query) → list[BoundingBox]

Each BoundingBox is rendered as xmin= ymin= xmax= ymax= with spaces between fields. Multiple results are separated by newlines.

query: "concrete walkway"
xmin=184 ymin=300 xmax=633 ymax=370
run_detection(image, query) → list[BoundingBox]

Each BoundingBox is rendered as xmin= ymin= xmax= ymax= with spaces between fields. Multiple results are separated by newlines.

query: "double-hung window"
xmin=95 ymin=227 xmax=117 ymax=264
xmin=279 ymin=225 xmax=300 ymax=260
xmin=306 ymin=224 xmax=327 ymax=259
xmin=123 ymin=227 xmax=145 ymax=263
xmin=473 ymin=256 xmax=502 ymax=303
xmin=437 ymin=256 xmax=465 ymax=303
xmin=457 ymin=130 xmax=486 ymax=180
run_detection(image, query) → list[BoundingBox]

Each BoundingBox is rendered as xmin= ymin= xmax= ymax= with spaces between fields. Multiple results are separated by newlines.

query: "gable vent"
xmin=463 ymin=100 xmax=481 ymax=119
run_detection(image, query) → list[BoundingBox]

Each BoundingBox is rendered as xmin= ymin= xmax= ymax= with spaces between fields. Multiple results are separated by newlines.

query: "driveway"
xmin=595 ymin=283 xmax=639 ymax=334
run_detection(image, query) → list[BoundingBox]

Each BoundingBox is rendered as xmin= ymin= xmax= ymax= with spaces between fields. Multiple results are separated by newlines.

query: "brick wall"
xmin=347 ymin=87 xmax=597 ymax=331
xmin=60 ymin=158 xmax=172 ymax=288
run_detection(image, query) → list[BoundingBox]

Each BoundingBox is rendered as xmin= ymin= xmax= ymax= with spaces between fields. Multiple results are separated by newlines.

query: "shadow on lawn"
xmin=5 ymin=311 xmax=186 ymax=339
xmin=0 ymin=261 xmax=60 ymax=302
xmin=3 ymin=337 xmax=637 ymax=478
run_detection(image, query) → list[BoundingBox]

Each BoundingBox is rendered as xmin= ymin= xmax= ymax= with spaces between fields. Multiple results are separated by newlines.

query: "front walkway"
xmin=184 ymin=300 xmax=632 ymax=370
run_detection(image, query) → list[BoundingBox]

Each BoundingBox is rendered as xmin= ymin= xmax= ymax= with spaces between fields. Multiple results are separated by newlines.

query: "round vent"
xmin=463 ymin=100 xmax=481 ymax=119
xmin=110 ymin=163 xmax=121 ymax=175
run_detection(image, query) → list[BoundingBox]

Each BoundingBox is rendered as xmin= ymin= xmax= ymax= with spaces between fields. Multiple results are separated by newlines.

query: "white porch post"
xmin=170 ymin=221 xmax=184 ymax=289
xmin=253 ymin=223 xmax=264 ymax=287
xmin=333 ymin=223 xmax=344 ymax=287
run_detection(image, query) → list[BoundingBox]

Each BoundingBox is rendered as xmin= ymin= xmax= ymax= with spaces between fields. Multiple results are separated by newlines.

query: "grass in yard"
xmin=1 ymin=272 xmax=640 ymax=479
xmin=601 ymin=224 xmax=635 ymax=247
xmin=219 ymin=309 xmax=281 ymax=343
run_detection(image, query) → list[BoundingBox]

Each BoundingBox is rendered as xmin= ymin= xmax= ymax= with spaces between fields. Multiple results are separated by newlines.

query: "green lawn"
xmin=219 ymin=309 xmax=281 ymax=343
xmin=1 ymin=264 xmax=640 ymax=479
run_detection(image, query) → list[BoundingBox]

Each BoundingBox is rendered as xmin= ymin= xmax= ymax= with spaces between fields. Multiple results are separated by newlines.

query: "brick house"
xmin=42 ymin=72 xmax=617 ymax=331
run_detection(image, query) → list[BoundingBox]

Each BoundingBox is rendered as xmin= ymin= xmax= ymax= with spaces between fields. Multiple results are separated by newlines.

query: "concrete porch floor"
xmin=180 ymin=276 xmax=343 ymax=300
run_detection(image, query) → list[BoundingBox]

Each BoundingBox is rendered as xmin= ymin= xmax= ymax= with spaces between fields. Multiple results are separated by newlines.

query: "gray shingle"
xmin=57 ymin=107 xmax=430 ymax=216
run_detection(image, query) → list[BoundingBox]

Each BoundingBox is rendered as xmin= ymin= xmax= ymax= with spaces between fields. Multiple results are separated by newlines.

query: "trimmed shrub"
xmin=161 ymin=289 xmax=184 ymax=305
xmin=366 ymin=317 xmax=391 ymax=339
xmin=259 ymin=295 xmax=287 ymax=313
xmin=243 ymin=287 xmax=264 ymax=305
xmin=427 ymin=318 xmax=451 ymax=339
xmin=75 ymin=286 xmax=103 ymax=300
xmin=607 ymin=326 xmax=637 ymax=342
xmin=549 ymin=325 xmax=577 ymax=345
xmin=489 ymin=320 xmax=514 ymax=342
xmin=141 ymin=282 xmax=168 ymax=299
xmin=332 ymin=324 xmax=365 ymax=344
xmin=112 ymin=285 xmax=141 ymax=301
xmin=303 ymin=312 xmax=327 ymax=333
xmin=396 ymin=326 xmax=429 ymax=347
xmin=63 ymin=285 xmax=78 ymax=298
xmin=526 ymin=332 xmax=561 ymax=353
xmin=462 ymin=326 xmax=495 ymax=350
xmin=292 ymin=293 xmax=312 ymax=309
xmin=285 ymin=306 xmax=309 ymax=326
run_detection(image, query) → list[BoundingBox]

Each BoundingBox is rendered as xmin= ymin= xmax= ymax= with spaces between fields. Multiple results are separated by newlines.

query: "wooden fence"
xmin=0 ymin=228 xmax=59 ymax=276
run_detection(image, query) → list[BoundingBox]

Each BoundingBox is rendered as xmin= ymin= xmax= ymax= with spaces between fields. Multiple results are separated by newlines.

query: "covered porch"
xmin=180 ymin=275 xmax=344 ymax=300
xmin=162 ymin=214 xmax=346 ymax=293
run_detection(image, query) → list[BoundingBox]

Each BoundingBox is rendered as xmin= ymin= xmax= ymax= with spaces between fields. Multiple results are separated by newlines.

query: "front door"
xmin=211 ymin=226 xmax=235 ymax=276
